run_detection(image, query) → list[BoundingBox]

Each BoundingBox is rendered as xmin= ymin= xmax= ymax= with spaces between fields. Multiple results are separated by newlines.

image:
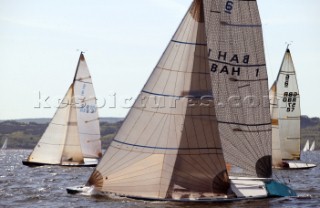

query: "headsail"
xmin=271 ymin=48 xmax=301 ymax=160
xmin=73 ymin=54 xmax=102 ymax=158
xmin=28 ymin=86 xmax=79 ymax=164
xmin=86 ymin=0 xmax=230 ymax=200
xmin=203 ymin=0 xmax=272 ymax=178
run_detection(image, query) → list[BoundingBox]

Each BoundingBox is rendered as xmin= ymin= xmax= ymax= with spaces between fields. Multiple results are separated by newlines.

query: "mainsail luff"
xmin=87 ymin=0 xmax=230 ymax=200
xmin=73 ymin=53 xmax=102 ymax=158
xmin=203 ymin=0 xmax=272 ymax=178
xmin=273 ymin=48 xmax=301 ymax=160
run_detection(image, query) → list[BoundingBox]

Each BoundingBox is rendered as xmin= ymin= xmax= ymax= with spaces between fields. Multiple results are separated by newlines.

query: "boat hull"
xmin=66 ymin=185 xmax=260 ymax=202
xmin=22 ymin=160 xmax=97 ymax=167
xmin=273 ymin=161 xmax=317 ymax=170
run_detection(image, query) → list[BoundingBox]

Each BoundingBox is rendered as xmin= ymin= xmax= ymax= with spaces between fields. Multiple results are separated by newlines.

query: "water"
xmin=0 ymin=150 xmax=319 ymax=207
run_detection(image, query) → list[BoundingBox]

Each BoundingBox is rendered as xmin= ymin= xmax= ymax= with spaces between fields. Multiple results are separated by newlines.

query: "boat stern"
xmin=265 ymin=180 xmax=297 ymax=197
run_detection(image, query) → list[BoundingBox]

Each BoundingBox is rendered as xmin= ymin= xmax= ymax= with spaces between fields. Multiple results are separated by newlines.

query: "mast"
xmin=86 ymin=0 xmax=230 ymax=200
xmin=203 ymin=0 xmax=272 ymax=178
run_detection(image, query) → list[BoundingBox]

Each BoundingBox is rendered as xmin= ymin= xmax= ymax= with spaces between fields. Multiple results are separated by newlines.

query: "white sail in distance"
xmin=302 ymin=140 xmax=310 ymax=152
xmin=24 ymin=53 xmax=101 ymax=166
xmin=86 ymin=0 xmax=230 ymax=200
xmin=1 ymin=137 xmax=8 ymax=150
xmin=270 ymin=48 xmax=301 ymax=160
xmin=203 ymin=0 xmax=272 ymax=178
xmin=309 ymin=141 xmax=315 ymax=151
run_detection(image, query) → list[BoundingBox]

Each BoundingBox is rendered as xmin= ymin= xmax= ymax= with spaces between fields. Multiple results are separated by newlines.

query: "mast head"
xmin=285 ymin=42 xmax=293 ymax=53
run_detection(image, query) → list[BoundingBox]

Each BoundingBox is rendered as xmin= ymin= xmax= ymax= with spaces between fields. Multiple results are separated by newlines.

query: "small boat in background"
xmin=1 ymin=137 xmax=8 ymax=150
xmin=270 ymin=47 xmax=316 ymax=169
xmin=22 ymin=52 xmax=102 ymax=167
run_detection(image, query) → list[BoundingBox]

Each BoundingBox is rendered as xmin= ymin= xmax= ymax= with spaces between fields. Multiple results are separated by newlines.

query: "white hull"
xmin=67 ymin=177 xmax=271 ymax=201
xmin=273 ymin=161 xmax=317 ymax=169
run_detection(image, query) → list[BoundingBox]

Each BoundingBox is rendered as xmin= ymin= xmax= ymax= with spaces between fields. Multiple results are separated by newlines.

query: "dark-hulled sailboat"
xmin=23 ymin=53 xmax=102 ymax=167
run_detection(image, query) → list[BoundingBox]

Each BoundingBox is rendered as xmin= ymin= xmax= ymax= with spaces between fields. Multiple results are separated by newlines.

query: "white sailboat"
xmin=302 ymin=140 xmax=310 ymax=152
xmin=1 ymin=137 xmax=8 ymax=150
xmin=270 ymin=47 xmax=316 ymax=169
xmin=309 ymin=141 xmax=315 ymax=151
xmin=67 ymin=0 xmax=296 ymax=201
xmin=22 ymin=53 xmax=102 ymax=167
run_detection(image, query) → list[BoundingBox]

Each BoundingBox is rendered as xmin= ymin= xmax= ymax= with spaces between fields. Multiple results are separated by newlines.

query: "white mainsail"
xmin=302 ymin=140 xmax=310 ymax=152
xmin=85 ymin=0 xmax=230 ymax=200
xmin=24 ymin=53 xmax=101 ymax=166
xmin=204 ymin=0 xmax=272 ymax=178
xmin=309 ymin=141 xmax=315 ymax=151
xmin=1 ymin=137 xmax=8 ymax=150
xmin=270 ymin=48 xmax=301 ymax=161
xmin=73 ymin=54 xmax=102 ymax=158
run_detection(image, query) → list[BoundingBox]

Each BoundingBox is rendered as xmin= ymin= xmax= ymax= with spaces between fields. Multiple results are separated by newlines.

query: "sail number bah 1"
xmin=210 ymin=51 xmax=260 ymax=77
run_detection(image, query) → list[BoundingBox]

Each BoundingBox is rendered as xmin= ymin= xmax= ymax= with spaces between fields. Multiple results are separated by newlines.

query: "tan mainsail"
xmin=203 ymin=0 xmax=272 ymax=178
xmin=87 ymin=0 xmax=230 ymax=200
xmin=26 ymin=53 xmax=101 ymax=165
xmin=270 ymin=48 xmax=301 ymax=160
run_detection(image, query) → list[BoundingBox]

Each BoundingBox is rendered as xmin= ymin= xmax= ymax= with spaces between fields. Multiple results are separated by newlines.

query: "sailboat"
xmin=1 ymin=137 xmax=8 ymax=150
xmin=302 ymin=140 xmax=310 ymax=152
xmin=309 ymin=141 xmax=315 ymax=151
xmin=67 ymin=0 xmax=296 ymax=201
xmin=303 ymin=140 xmax=316 ymax=152
xmin=22 ymin=53 xmax=102 ymax=167
xmin=270 ymin=47 xmax=316 ymax=169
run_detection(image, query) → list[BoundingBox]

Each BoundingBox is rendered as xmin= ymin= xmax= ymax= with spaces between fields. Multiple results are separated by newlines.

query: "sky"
xmin=0 ymin=0 xmax=319 ymax=120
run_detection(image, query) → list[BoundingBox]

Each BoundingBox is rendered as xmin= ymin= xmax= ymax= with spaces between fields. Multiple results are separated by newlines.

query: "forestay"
xmin=203 ymin=0 xmax=272 ymax=178
xmin=86 ymin=0 xmax=230 ymax=200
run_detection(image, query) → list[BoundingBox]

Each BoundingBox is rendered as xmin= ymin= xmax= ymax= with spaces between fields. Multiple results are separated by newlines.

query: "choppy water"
xmin=0 ymin=150 xmax=319 ymax=207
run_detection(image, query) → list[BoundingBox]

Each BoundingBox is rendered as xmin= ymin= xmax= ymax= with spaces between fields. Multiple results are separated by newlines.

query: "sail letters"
xmin=210 ymin=51 xmax=250 ymax=76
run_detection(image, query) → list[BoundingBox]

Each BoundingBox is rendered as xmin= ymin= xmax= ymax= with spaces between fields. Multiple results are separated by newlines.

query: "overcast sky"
xmin=0 ymin=0 xmax=319 ymax=120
